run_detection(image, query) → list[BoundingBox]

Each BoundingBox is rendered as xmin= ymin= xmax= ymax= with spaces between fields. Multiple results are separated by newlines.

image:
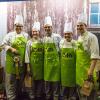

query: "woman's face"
xmin=64 ymin=32 xmax=73 ymax=42
xmin=32 ymin=29 xmax=39 ymax=39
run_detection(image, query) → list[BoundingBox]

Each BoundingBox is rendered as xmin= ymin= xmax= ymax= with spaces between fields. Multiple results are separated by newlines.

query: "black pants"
xmin=45 ymin=81 xmax=60 ymax=100
xmin=5 ymin=73 xmax=24 ymax=100
xmin=60 ymin=86 xmax=76 ymax=100
xmin=25 ymin=80 xmax=44 ymax=100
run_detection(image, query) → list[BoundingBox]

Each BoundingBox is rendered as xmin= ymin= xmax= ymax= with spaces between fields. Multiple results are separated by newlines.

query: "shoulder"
xmin=22 ymin=32 xmax=29 ymax=37
xmin=22 ymin=32 xmax=29 ymax=39
xmin=26 ymin=39 xmax=32 ymax=45
xmin=88 ymin=31 xmax=97 ymax=38
xmin=52 ymin=33 xmax=61 ymax=38
xmin=4 ymin=31 xmax=16 ymax=39
xmin=71 ymin=39 xmax=76 ymax=43
xmin=52 ymin=33 xmax=62 ymax=42
xmin=87 ymin=32 xmax=98 ymax=41
xmin=7 ymin=31 xmax=15 ymax=36
xmin=39 ymin=38 xmax=43 ymax=43
xmin=60 ymin=38 xmax=65 ymax=44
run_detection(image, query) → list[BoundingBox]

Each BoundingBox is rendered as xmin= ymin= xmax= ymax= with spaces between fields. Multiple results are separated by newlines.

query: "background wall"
xmin=0 ymin=2 xmax=7 ymax=67
xmin=0 ymin=2 xmax=7 ymax=44
xmin=0 ymin=0 xmax=86 ymax=67
xmin=7 ymin=0 xmax=83 ymax=37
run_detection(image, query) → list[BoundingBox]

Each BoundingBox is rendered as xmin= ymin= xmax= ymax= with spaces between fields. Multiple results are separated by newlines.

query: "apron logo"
xmin=31 ymin=48 xmax=43 ymax=52
xmin=63 ymin=53 xmax=73 ymax=58
xmin=45 ymin=48 xmax=53 ymax=52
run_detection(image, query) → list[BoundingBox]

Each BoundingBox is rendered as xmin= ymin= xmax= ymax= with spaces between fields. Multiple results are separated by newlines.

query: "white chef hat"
xmin=44 ymin=16 xmax=52 ymax=26
xmin=32 ymin=21 xmax=40 ymax=31
xmin=77 ymin=13 xmax=87 ymax=25
xmin=64 ymin=21 xmax=73 ymax=33
xmin=14 ymin=15 xmax=24 ymax=26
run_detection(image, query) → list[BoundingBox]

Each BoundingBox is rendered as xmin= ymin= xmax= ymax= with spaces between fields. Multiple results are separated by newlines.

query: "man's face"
xmin=64 ymin=32 xmax=73 ymax=42
xmin=77 ymin=22 xmax=87 ymax=35
xmin=15 ymin=24 xmax=23 ymax=34
xmin=32 ymin=29 xmax=39 ymax=39
xmin=44 ymin=25 xmax=52 ymax=36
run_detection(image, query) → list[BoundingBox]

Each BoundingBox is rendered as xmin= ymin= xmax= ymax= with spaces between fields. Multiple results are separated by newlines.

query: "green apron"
xmin=6 ymin=35 xmax=27 ymax=74
xmin=44 ymin=43 xmax=60 ymax=82
xmin=30 ymin=43 xmax=44 ymax=80
xmin=61 ymin=48 xmax=76 ymax=87
xmin=76 ymin=42 xmax=90 ymax=86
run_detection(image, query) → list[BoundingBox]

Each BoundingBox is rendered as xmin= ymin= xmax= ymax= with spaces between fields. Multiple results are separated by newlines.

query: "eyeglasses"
xmin=77 ymin=24 xmax=84 ymax=27
xmin=44 ymin=26 xmax=52 ymax=29
xmin=16 ymin=26 xmax=23 ymax=28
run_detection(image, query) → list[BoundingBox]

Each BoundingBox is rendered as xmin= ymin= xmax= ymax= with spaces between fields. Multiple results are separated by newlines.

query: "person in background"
xmin=25 ymin=21 xmax=44 ymax=100
xmin=60 ymin=21 xmax=76 ymax=100
xmin=2 ymin=15 xmax=29 ymax=100
xmin=76 ymin=13 xmax=99 ymax=100
xmin=0 ymin=44 xmax=5 ymax=100
xmin=95 ymin=59 xmax=100 ymax=99
xmin=43 ymin=16 xmax=61 ymax=100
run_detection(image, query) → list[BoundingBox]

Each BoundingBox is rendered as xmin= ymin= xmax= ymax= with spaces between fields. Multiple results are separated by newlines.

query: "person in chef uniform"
xmin=25 ymin=21 xmax=44 ymax=100
xmin=60 ymin=21 xmax=76 ymax=100
xmin=76 ymin=13 xmax=99 ymax=99
xmin=94 ymin=56 xmax=100 ymax=99
xmin=43 ymin=16 xmax=61 ymax=100
xmin=2 ymin=15 xmax=29 ymax=100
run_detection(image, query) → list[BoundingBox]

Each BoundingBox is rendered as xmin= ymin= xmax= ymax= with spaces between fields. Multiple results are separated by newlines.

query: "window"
xmin=89 ymin=3 xmax=100 ymax=27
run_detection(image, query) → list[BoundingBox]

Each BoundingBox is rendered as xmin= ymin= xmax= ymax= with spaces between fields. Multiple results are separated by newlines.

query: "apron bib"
xmin=30 ymin=43 xmax=44 ymax=80
xmin=6 ymin=35 xmax=27 ymax=74
xmin=61 ymin=48 xmax=76 ymax=87
xmin=44 ymin=43 xmax=60 ymax=81
xmin=76 ymin=42 xmax=90 ymax=86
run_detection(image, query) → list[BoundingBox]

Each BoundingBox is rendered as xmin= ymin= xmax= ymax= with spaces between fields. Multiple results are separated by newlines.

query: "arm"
xmin=88 ymin=35 xmax=99 ymax=75
xmin=59 ymin=39 xmax=64 ymax=49
xmin=25 ymin=41 xmax=31 ymax=64
xmin=25 ymin=40 xmax=32 ymax=74
xmin=27 ymin=63 xmax=31 ymax=73
xmin=88 ymin=59 xmax=97 ymax=75
xmin=2 ymin=33 xmax=17 ymax=53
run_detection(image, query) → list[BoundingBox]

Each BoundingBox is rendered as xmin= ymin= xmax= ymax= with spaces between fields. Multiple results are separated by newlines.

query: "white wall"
xmin=0 ymin=2 xmax=7 ymax=44
xmin=0 ymin=2 xmax=7 ymax=67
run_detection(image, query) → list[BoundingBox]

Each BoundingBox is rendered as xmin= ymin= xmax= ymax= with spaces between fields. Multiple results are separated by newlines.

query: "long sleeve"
xmin=59 ymin=39 xmax=64 ymax=48
xmin=2 ymin=33 xmax=12 ymax=51
xmin=25 ymin=40 xmax=31 ymax=63
xmin=52 ymin=33 xmax=62 ymax=52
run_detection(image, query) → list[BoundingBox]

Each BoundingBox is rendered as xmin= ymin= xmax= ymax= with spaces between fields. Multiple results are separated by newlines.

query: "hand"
xmin=10 ymin=47 xmax=18 ymax=54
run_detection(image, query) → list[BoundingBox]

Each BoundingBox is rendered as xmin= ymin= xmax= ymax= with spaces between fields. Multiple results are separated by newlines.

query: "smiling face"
xmin=64 ymin=32 xmax=73 ymax=42
xmin=32 ymin=29 xmax=39 ymax=39
xmin=44 ymin=24 xmax=52 ymax=36
xmin=15 ymin=24 xmax=23 ymax=34
xmin=77 ymin=22 xmax=87 ymax=35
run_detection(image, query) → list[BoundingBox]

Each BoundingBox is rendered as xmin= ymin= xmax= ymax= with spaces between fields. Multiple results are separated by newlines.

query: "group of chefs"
xmin=0 ymin=13 xmax=100 ymax=100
